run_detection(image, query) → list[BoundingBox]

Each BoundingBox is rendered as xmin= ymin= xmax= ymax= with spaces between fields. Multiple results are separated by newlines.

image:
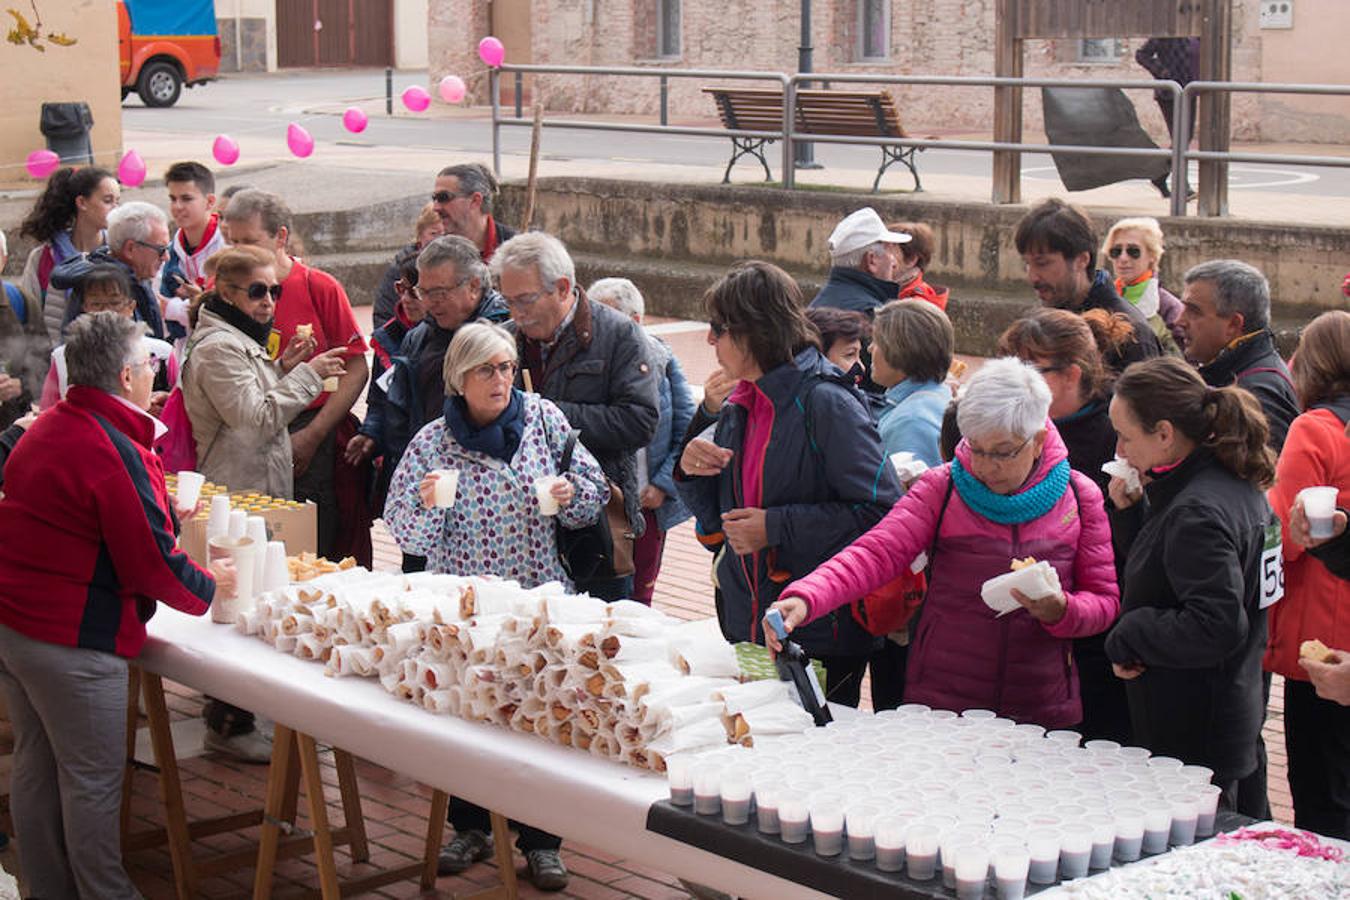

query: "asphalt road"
xmin=124 ymin=69 xmax=1348 ymax=199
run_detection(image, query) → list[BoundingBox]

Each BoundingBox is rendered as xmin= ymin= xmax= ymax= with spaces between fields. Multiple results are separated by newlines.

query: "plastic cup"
xmin=1178 ymin=764 xmax=1214 ymax=786
xmin=692 ymin=766 xmax=723 ymax=816
xmin=244 ymin=515 xmax=268 ymax=590
xmin=1193 ymin=783 xmax=1222 ymax=838
xmin=953 ymin=843 xmax=991 ymax=900
xmin=809 ymin=793 xmax=845 ymax=856
xmin=962 ymin=708 xmax=997 ymax=720
xmin=720 ymin=771 xmax=752 ymax=826
xmin=1169 ymin=794 xmax=1199 ymax=846
xmin=874 ymin=816 xmax=909 ymax=872
xmin=1084 ymin=812 xmax=1116 ymax=869
xmin=1147 ymin=755 xmax=1185 ymax=772
xmin=1045 ymin=729 xmax=1082 ymax=747
xmin=262 ymin=540 xmax=289 ymax=592
xmin=1059 ymin=828 xmax=1092 ymax=880
xmin=993 ymin=843 xmax=1031 ymax=900
xmin=666 ymin=757 xmax=693 ymax=806
xmin=207 ymin=494 xmax=231 ymax=539
xmin=942 ymin=826 xmax=988 ymax=889
xmin=1084 ymin=739 xmax=1120 ymax=754
xmin=1141 ymin=802 xmax=1173 ymax=854
xmin=431 ymin=469 xmax=459 ymax=508
xmin=1113 ymin=807 xmax=1145 ymax=862
xmin=534 ymin=475 xmax=564 ymax=515
xmin=1301 ymin=485 xmax=1340 ymax=538
xmin=845 ymin=803 xmax=879 ymax=860
xmin=1026 ymin=827 xmax=1060 ymax=885
xmin=175 ymin=471 xmax=205 ymax=511
xmin=904 ymin=820 xmax=941 ymax=881
xmin=779 ymin=797 xmax=810 ymax=844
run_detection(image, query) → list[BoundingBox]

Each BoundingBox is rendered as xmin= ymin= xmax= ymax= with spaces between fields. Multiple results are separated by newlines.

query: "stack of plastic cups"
xmin=1025 ymin=827 xmax=1060 ymax=885
xmin=228 ymin=508 xmax=247 ymax=539
xmin=874 ymin=816 xmax=908 ymax=872
xmin=207 ymin=494 xmax=231 ymax=540
xmin=262 ymin=540 xmax=288 ymax=592
xmin=845 ymin=804 xmax=879 ymax=861
xmin=244 ymin=516 xmax=268 ymax=594
xmin=992 ymin=840 xmax=1031 ymax=900
xmin=666 ymin=757 xmax=693 ymax=806
xmin=720 ymin=771 xmax=752 ymax=826
xmin=1113 ymin=806 xmax=1145 ymax=862
xmin=809 ymin=793 xmax=844 ymax=856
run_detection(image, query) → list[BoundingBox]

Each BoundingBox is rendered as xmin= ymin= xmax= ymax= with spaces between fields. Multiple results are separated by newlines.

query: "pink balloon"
xmin=478 ymin=36 xmax=505 ymax=68
xmin=438 ymin=75 xmax=467 ymax=104
xmin=212 ymin=134 xmax=240 ymax=166
xmin=286 ymin=123 xmax=314 ymax=158
xmin=117 ymin=150 xmax=147 ymax=187
xmin=342 ymin=106 xmax=368 ymax=133
xmin=401 ymin=85 xmax=431 ymax=113
xmin=25 ymin=149 xmax=60 ymax=180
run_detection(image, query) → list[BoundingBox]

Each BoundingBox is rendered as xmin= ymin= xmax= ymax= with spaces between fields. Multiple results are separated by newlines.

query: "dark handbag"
xmin=554 ymin=429 xmax=635 ymax=582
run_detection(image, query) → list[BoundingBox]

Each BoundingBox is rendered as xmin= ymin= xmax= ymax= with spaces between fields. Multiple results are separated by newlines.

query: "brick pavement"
xmin=0 ymin=309 xmax=1294 ymax=898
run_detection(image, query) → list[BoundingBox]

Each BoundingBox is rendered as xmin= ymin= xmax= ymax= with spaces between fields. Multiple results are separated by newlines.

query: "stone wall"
xmin=216 ymin=18 xmax=269 ymax=73
xmin=428 ymin=0 xmax=1350 ymax=144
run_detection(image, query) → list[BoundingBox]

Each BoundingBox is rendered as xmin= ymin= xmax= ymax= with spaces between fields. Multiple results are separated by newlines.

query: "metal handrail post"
xmin=660 ymin=75 xmax=669 ymax=126
xmin=515 ymin=72 xmax=524 ymax=119
xmin=1169 ymin=80 xmax=1188 ymax=218
xmin=782 ymin=75 xmax=796 ymax=188
xmin=491 ymin=69 xmax=501 ymax=178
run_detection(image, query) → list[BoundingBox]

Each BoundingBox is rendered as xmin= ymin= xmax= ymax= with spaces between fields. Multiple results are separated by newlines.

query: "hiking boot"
xmin=525 ymin=849 xmax=569 ymax=891
xmin=437 ymin=830 xmax=493 ymax=876
xmin=202 ymin=728 xmax=272 ymax=764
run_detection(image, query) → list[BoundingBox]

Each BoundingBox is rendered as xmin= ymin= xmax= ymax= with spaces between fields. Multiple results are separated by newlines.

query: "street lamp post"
xmin=796 ymin=0 xmax=822 ymax=169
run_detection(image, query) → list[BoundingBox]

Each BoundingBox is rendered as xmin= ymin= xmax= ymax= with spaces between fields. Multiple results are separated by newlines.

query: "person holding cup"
xmin=180 ymin=245 xmax=348 ymax=500
xmin=0 ymin=312 xmax=228 ymax=900
xmin=1263 ymin=310 xmax=1350 ymax=838
xmin=385 ymin=321 xmax=607 ymax=588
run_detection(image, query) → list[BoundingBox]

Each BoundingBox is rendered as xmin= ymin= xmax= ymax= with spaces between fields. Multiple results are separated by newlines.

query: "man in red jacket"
xmin=0 ymin=312 xmax=228 ymax=899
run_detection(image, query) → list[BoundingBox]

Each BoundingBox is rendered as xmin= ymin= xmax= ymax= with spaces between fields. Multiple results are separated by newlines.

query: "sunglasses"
xmin=431 ymin=190 xmax=470 ymax=204
xmin=136 ymin=240 xmax=171 ymax=256
xmin=1108 ymin=245 xmax=1143 ymax=260
xmin=229 ymin=281 xmax=283 ymax=301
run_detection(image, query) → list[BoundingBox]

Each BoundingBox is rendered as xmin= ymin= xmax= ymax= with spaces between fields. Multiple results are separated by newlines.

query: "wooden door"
xmin=276 ymin=0 xmax=391 ymax=68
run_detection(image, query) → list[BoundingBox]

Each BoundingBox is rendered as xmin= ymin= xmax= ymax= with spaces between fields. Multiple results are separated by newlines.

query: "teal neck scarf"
xmin=949 ymin=456 xmax=1071 ymax=525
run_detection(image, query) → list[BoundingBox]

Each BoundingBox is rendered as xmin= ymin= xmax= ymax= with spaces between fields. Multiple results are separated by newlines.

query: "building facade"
xmin=217 ymin=0 xmax=429 ymax=72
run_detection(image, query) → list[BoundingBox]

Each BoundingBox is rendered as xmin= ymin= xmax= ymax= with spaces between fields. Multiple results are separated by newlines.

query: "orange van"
xmin=118 ymin=0 xmax=220 ymax=108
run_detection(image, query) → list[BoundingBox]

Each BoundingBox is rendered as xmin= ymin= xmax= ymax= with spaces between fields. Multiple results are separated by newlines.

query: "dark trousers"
xmin=1285 ymin=677 xmax=1350 ymax=839
xmin=819 ymin=654 xmax=869 ymax=709
xmin=575 ymin=575 xmax=634 ymax=603
xmin=630 ymin=509 xmax=666 ymax=605
xmin=1074 ymin=634 xmax=1133 ymax=745
xmin=1236 ymin=671 xmax=1273 ymax=820
xmin=448 ymin=795 xmax=561 ymax=852
xmin=402 ymin=553 xmax=427 ymax=573
xmin=868 ymin=640 xmax=908 ymax=712
xmin=289 ymin=409 xmax=339 ymax=558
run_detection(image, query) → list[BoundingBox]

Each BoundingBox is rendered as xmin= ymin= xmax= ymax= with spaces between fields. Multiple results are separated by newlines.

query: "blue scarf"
xmin=443 ymin=389 xmax=525 ymax=463
xmin=949 ymin=455 xmax=1071 ymax=525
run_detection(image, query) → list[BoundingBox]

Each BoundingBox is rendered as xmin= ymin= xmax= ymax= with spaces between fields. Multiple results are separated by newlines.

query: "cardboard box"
xmin=167 ymin=475 xmax=317 ymax=566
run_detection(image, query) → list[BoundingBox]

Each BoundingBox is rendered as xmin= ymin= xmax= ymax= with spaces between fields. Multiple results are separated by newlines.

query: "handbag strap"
xmin=559 ymin=429 xmax=579 ymax=472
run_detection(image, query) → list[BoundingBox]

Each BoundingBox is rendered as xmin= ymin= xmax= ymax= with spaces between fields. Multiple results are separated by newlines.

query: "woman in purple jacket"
xmin=768 ymin=357 xmax=1120 ymax=727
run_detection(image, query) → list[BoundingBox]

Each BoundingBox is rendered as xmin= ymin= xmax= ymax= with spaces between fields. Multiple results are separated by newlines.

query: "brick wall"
xmin=428 ymin=0 xmax=1350 ymax=143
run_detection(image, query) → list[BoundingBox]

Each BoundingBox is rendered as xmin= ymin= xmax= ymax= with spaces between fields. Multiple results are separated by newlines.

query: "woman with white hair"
xmin=1102 ymin=216 xmax=1184 ymax=354
xmin=767 ymin=358 xmax=1120 ymax=727
xmin=384 ymin=321 xmax=608 ymax=587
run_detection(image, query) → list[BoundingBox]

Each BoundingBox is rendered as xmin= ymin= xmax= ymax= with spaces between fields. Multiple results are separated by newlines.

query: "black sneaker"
xmin=525 ymin=849 xmax=569 ymax=892
xmin=437 ymin=829 xmax=493 ymax=876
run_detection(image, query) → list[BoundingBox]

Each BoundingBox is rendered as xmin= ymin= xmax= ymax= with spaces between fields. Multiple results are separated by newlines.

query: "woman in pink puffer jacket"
xmin=770 ymin=358 xmax=1120 ymax=728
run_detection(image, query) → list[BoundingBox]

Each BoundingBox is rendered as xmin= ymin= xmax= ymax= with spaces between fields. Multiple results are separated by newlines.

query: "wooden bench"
xmin=703 ymin=86 xmax=925 ymax=192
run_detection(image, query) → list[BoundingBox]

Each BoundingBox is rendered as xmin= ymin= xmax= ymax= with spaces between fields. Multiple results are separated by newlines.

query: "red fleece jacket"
xmin=0 ymin=385 xmax=214 ymax=657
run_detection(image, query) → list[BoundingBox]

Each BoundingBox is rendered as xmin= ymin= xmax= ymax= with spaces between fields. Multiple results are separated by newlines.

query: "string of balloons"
xmin=22 ymin=36 xmax=506 ymax=186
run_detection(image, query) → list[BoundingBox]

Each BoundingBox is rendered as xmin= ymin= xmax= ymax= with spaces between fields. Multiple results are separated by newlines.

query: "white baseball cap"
xmin=828 ymin=207 xmax=912 ymax=257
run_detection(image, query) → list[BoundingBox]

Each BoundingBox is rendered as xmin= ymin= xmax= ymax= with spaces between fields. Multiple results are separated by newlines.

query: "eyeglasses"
xmin=964 ymin=435 xmax=1033 ymax=463
xmin=228 ymin=281 xmax=283 ymax=302
xmin=136 ymin=240 xmax=171 ymax=257
xmin=413 ymin=281 xmax=467 ymax=303
xmin=84 ymin=296 xmax=133 ymax=313
xmin=431 ymin=190 xmax=471 ymax=204
xmin=469 ymin=360 xmax=518 ymax=382
xmin=131 ymin=355 xmax=162 ymax=375
xmin=504 ymin=288 xmax=551 ymax=308
xmin=708 ymin=320 xmax=730 ymax=339
xmin=1108 ymin=245 xmax=1143 ymax=260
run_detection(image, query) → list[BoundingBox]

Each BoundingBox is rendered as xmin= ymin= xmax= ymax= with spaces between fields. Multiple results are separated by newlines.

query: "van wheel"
xmin=138 ymin=61 xmax=182 ymax=107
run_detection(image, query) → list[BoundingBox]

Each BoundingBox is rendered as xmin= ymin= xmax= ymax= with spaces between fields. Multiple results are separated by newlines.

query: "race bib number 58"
xmin=1260 ymin=521 xmax=1284 ymax=609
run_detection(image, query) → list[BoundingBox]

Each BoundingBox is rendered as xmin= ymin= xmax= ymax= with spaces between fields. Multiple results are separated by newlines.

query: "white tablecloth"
xmin=142 ymin=609 xmax=830 ymax=899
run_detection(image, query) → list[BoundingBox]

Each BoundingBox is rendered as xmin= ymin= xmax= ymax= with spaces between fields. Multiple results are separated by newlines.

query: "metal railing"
xmin=489 ymin=63 xmax=1350 ymax=218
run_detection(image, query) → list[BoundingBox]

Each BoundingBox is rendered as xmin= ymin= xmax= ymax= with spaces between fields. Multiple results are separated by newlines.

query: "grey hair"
xmin=1183 ymin=259 xmax=1271 ymax=332
xmin=65 ymin=311 xmax=147 ymax=394
xmin=437 ymin=163 xmax=499 ymax=214
xmin=832 ymin=239 xmax=889 ymax=269
xmin=443 ymin=321 xmax=518 ymax=397
xmin=588 ymin=277 xmax=644 ymax=320
xmin=956 ymin=357 xmax=1051 ymax=441
xmin=418 ymin=235 xmax=488 ymax=285
xmin=222 ymin=189 xmax=292 ymax=237
xmin=107 ymin=201 xmax=168 ymax=252
xmin=489 ymin=232 xmax=576 ymax=291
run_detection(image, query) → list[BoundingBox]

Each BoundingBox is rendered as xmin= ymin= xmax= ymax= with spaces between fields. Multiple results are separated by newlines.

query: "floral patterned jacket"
xmin=384 ymin=392 xmax=608 ymax=589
